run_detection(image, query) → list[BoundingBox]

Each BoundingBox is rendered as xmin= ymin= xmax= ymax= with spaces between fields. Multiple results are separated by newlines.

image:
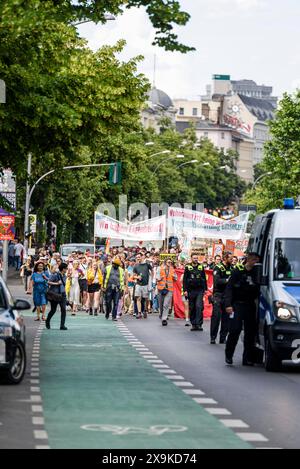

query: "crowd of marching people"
xmin=10 ymin=241 xmax=260 ymax=365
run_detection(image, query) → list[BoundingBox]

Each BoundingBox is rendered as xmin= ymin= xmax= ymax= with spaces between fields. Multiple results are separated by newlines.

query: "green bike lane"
xmin=38 ymin=314 xmax=251 ymax=449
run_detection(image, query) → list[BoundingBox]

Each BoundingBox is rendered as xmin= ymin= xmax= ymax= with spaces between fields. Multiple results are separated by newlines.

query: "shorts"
xmin=79 ymin=279 xmax=88 ymax=292
xmin=88 ymin=283 xmax=101 ymax=293
xmin=135 ymin=284 xmax=149 ymax=299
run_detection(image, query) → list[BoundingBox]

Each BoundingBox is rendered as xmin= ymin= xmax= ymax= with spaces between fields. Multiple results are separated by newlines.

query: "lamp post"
xmin=148 ymin=149 xmax=171 ymax=158
xmin=153 ymin=155 xmax=184 ymax=175
xmin=252 ymin=172 xmax=272 ymax=191
xmin=24 ymin=162 xmax=115 ymax=255
xmin=177 ymin=160 xmax=198 ymax=169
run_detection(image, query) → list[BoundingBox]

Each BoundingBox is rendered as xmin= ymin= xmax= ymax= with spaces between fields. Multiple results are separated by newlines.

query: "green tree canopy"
xmin=244 ymin=91 xmax=300 ymax=212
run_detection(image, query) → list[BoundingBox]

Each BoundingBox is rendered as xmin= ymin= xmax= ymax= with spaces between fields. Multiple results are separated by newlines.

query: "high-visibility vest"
xmin=104 ymin=265 xmax=124 ymax=290
xmin=157 ymin=266 xmax=175 ymax=292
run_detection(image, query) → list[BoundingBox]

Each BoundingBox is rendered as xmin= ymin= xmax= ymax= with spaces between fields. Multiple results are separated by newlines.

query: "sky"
xmin=77 ymin=0 xmax=300 ymax=101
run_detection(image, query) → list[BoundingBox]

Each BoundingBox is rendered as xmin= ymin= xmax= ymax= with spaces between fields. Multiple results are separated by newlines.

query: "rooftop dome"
xmin=148 ymin=87 xmax=174 ymax=110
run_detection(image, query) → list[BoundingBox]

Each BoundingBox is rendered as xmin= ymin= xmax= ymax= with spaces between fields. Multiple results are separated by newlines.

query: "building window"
xmin=221 ymin=132 xmax=225 ymax=139
xmin=179 ymin=107 xmax=184 ymax=115
xmin=192 ymin=108 xmax=198 ymax=116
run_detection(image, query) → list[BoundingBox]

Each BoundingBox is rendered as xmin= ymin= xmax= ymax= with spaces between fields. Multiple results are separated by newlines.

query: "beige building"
xmin=173 ymin=98 xmax=202 ymax=122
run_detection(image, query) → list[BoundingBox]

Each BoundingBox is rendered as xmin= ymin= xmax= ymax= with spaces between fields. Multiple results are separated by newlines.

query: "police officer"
xmin=210 ymin=252 xmax=234 ymax=344
xmin=224 ymin=252 xmax=260 ymax=365
xmin=183 ymin=253 xmax=207 ymax=331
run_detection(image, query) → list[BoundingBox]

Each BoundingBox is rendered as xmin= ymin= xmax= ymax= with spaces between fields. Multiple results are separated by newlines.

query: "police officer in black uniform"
xmin=224 ymin=252 xmax=260 ymax=365
xmin=210 ymin=252 xmax=234 ymax=344
xmin=183 ymin=252 xmax=207 ymax=331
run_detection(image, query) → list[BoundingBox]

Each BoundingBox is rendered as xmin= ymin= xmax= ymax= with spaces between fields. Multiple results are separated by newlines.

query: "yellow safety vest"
xmin=104 ymin=265 xmax=124 ymax=290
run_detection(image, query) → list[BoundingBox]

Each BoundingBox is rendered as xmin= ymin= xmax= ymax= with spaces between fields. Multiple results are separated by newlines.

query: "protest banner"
xmin=225 ymin=240 xmax=236 ymax=254
xmin=173 ymin=268 xmax=213 ymax=319
xmin=159 ymin=253 xmax=177 ymax=264
xmin=168 ymin=207 xmax=249 ymax=241
xmin=0 ymin=214 xmax=15 ymax=240
xmin=94 ymin=213 xmax=166 ymax=241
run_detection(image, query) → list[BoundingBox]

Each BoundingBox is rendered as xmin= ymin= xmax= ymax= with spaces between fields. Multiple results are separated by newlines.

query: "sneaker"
xmin=225 ymin=357 xmax=233 ymax=365
xmin=143 ymin=312 xmax=148 ymax=319
xmin=190 ymin=325 xmax=198 ymax=331
xmin=198 ymin=326 xmax=203 ymax=331
xmin=136 ymin=314 xmax=142 ymax=319
xmin=105 ymin=315 xmax=109 ymax=320
xmin=94 ymin=312 xmax=98 ymax=316
xmin=45 ymin=322 xmax=50 ymax=330
xmin=60 ymin=326 xmax=68 ymax=330
xmin=210 ymin=339 xmax=216 ymax=344
xmin=112 ymin=318 xmax=118 ymax=322
xmin=162 ymin=319 xmax=168 ymax=326
xmin=185 ymin=321 xmax=191 ymax=327
xmin=219 ymin=339 xmax=226 ymax=344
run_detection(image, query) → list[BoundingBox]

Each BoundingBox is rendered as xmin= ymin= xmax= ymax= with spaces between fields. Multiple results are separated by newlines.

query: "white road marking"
xmin=30 ymin=387 xmax=40 ymax=392
xmin=34 ymin=430 xmax=48 ymax=440
xmin=152 ymin=364 xmax=169 ymax=368
xmin=31 ymin=373 xmax=39 ymax=377
xmin=206 ymin=408 xmax=232 ymax=416
xmin=146 ymin=360 xmax=164 ymax=363
xmin=31 ymin=368 xmax=40 ymax=372
xmin=237 ymin=433 xmax=269 ymax=442
xmin=32 ymin=406 xmax=43 ymax=412
xmin=35 ymin=445 xmax=50 ymax=449
xmin=31 ymin=395 xmax=42 ymax=403
xmin=182 ymin=389 xmax=205 ymax=396
xmin=220 ymin=419 xmax=249 ymax=429
xmin=32 ymin=417 xmax=45 ymax=425
xmin=158 ymin=369 xmax=176 ymax=374
xmin=173 ymin=381 xmax=194 ymax=387
xmin=30 ymin=380 xmax=40 ymax=384
xmin=166 ymin=375 xmax=185 ymax=380
xmin=193 ymin=398 xmax=218 ymax=404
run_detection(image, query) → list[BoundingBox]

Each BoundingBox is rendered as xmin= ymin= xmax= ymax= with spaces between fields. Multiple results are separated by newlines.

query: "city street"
xmin=1 ymin=275 xmax=300 ymax=450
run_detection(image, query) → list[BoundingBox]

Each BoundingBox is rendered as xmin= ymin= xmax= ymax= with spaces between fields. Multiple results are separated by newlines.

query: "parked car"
xmin=0 ymin=276 xmax=30 ymax=384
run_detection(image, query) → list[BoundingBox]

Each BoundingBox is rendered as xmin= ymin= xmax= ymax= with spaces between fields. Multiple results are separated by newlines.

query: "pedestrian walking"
xmin=133 ymin=253 xmax=152 ymax=319
xmin=87 ymin=261 xmax=103 ymax=316
xmin=183 ymin=253 xmax=207 ymax=331
xmin=31 ymin=261 xmax=48 ymax=321
xmin=14 ymin=239 xmax=24 ymax=271
xmin=103 ymin=257 xmax=124 ymax=321
xmin=156 ymin=258 xmax=177 ymax=326
xmin=45 ymin=262 xmax=68 ymax=330
xmin=224 ymin=252 xmax=260 ymax=366
xmin=68 ymin=260 xmax=82 ymax=315
xmin=210 ymin=253 xmax=234 ymax=344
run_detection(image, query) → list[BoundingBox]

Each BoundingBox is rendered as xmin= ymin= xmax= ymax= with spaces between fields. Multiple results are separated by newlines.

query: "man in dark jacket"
xmin=45 ymin=263 xmax=68 ymax=330
xmin=210 ymin=253 xmax=234 ymax=344
xmin=224 ymin=252 xmax=260 ymax=366
xmin=183 ymin=253 xmax=207 ymax=331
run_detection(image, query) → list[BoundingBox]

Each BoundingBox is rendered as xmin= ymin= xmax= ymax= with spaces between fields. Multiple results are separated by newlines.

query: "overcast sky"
xmin=78 ymin=0 xmax=300 ymax=101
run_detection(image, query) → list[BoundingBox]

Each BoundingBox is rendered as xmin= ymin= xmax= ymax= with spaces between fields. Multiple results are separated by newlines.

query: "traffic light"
xmin=109 ymin=162 xmax=122 ymax=185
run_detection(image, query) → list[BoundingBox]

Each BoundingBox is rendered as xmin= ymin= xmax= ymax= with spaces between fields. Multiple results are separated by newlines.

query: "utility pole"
xmin=24 ymin=153 xmax=32 ymax=255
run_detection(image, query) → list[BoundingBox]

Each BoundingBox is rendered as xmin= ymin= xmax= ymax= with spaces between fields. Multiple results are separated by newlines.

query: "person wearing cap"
xmin=103 ymin=257 xmax=125 ymax=321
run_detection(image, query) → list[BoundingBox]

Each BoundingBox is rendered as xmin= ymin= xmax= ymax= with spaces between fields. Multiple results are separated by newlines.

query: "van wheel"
xmin=2 ymin=342 xmax=26 ymax=384
xmin=265 ymin=337 xmax=282 ymax=372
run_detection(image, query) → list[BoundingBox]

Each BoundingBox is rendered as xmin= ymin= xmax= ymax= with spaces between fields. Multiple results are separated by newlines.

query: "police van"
xmin=248 ymin=199 xmax=300 ymax=371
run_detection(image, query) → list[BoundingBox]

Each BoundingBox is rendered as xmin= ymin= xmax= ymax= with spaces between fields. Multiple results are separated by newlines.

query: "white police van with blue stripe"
xmin=249 ymin=199 xmax=300 ymax=371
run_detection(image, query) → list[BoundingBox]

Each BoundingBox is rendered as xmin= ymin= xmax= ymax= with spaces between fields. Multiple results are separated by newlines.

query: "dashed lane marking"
xmin=237 ymin=433 xmax=269 ymax=443
xmin=220 ymin=420 xmax=250 ymax=429
xmin=206 ymin=408 xmax=232 ymax=416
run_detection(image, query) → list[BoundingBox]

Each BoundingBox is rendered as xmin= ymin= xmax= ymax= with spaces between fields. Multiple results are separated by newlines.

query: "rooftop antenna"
xmin=153 ymin=54 xmax=156 ymax=88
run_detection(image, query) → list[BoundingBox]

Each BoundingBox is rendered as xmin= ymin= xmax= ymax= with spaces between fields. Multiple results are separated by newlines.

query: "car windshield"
xmin=274 ymin=239 xmax=300 ymax=281
xmin=62 ymin=246 xmax=94 ymax=256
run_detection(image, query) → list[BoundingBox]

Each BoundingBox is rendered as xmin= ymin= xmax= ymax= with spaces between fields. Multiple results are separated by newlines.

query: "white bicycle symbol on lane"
xmin=81 ymin=424 xmax=188 ymax=436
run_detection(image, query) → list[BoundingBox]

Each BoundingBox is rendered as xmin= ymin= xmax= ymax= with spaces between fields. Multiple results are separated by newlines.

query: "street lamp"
xmin=252 ymin=172 xmax=272 ymax=190
xmin=177 ymin=159 xmax=198 ymax=169
xmin=153 ymin=155 xmax=184 ymax=175
xmin=23 ymin=161 xmax=117 ymax=254
xmin=148 ymin=150 xmax=171 ymax=158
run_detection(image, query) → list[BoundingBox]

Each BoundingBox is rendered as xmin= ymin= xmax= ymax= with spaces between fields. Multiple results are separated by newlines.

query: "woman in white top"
xmin=68 ymin=260 xmax=83 ymax=315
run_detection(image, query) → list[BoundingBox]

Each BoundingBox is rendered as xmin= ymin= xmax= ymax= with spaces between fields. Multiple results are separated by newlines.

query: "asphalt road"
xmin=122 ymin=313 xmax=300 ymax=449
xmin=1 ymin=271 xmax=300 ymax=449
